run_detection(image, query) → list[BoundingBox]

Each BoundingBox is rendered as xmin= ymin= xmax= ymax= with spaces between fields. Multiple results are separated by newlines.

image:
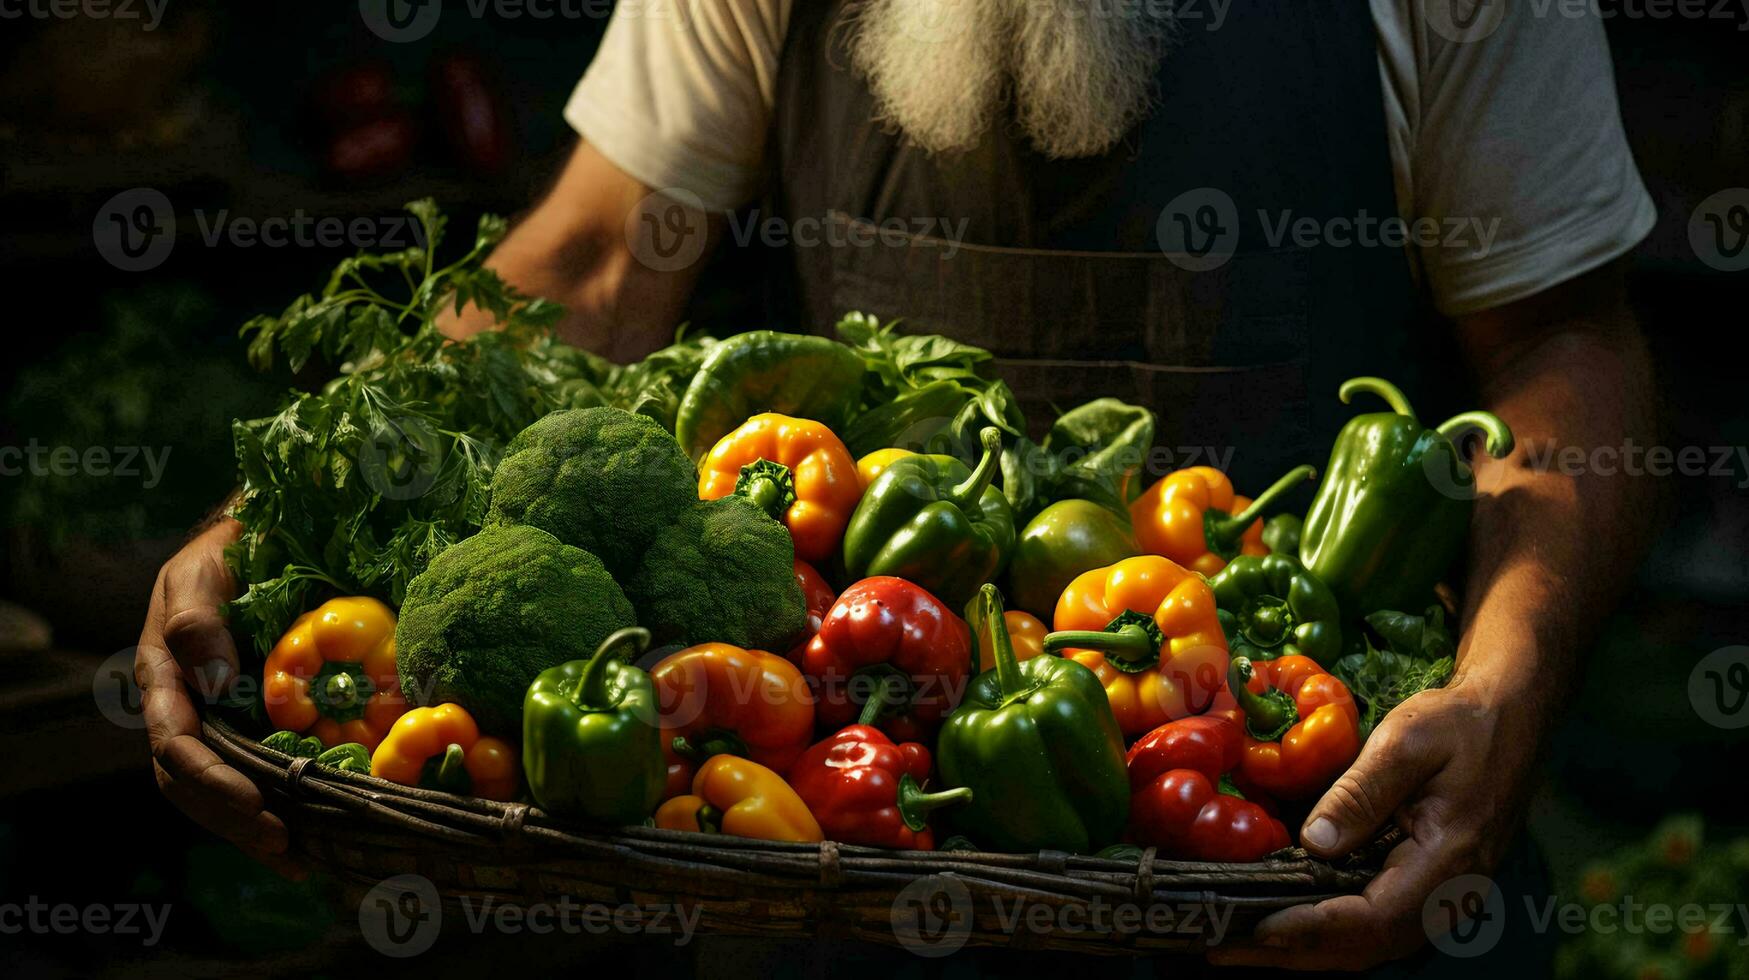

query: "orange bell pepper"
xmin=651 ymin=643 xmax=816 ymax=799
xmin=976 ymin=610 xmax=1048 ymax=672
xmin=699 ymin=413 xmax=864 ymax=563
xmin=370 ymin=703 xmax=520 ymax=801
xmin=262 ymin=597 xmax=408 ymax=751
xmin=654 ymin=755 xmax=824 ymax=842
xmin=1129 ymin=465 xmax=1316 ymax=576
xmin=1228 ymin=655 xmax=1361 ymax=801
xmin=1043 ymin=555 xmax=1229 ymax=737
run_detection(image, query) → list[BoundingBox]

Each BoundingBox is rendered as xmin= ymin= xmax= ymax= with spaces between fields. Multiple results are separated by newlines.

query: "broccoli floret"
xmin=628 ymin=495 xmax=807 ymax=651
xmin=485 ymin=407 xmax=698 ymax=579
xmin=396 ymin=524 xmax=637 ymax=735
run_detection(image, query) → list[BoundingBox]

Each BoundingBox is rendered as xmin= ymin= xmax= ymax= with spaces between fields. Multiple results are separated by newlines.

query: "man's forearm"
xmin=1455 ymin=277 xmax=1658 ymax=730
xmin=444 ymin=141 xmax=713 ymax=361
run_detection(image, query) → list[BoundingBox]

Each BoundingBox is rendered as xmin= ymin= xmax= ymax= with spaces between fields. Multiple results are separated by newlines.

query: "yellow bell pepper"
xmin=370 ymin=703 xmax=520 ymax=801
xmin=699 ymin=413 xmax=864 ymax=563
xmin=653 ymin=755 xmax=823 ymax=842
xmin=1042 ymin=555 xmax=1230 ymax=737
xmin=855 ymin=448 xmax=914 ymax=487
xmin=976 ymin=610 xmax=1049 ymax=672
xmin=262 ymin=597 xmax=407 ymax=751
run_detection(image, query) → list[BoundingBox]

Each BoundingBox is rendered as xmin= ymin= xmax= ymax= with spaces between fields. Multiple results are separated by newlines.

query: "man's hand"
xmin=1208 ymin=668 xmax=1537 ymax=970
xmin=136 ymin=519 xmax=303 ymax=879
xmin=1212 ymin=262 xmax=1656 ymax=970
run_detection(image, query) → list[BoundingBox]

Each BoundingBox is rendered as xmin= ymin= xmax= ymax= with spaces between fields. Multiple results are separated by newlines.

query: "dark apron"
xmin=766 ymin=0 xmax=1441 ymax=490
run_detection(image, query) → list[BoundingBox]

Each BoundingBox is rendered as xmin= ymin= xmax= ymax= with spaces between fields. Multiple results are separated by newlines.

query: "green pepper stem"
xmin=947 ymin=427 xmax=1004 ymax=511
xmin=577 ymin=627 xmax=651 ymax=710
xmin=323 ymin=670 xmax=358 ymax=712
xmin=1043 ymin=625 xmax=1157 ymax=664
xmin=433 ymin=743 xmax=470 ymax=794
xmin=1207 ymin=464 xmax=1317 ymax=549
xmin=671 ymin=730 xmax=750 ymax=763
xmin=735 ymin=458 xmax=797 ymax=519
xmin=1339 ymin=377 xmax=1417 ymax=419
xmin=1435 ymin=411 xmax=1515 ymax=459
xmin=972 ymin=584 xmax=1026 ymax=700
xmin=1228 ymin=657 xmax=1299 ymax=743
xmin=895 ymin=772 xmax=973 ymax=833
xmin=857 ymin=672 xmax=907 ymax=727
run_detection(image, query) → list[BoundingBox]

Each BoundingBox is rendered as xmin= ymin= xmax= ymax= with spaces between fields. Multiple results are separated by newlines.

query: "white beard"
xmin=844 ymin=0 xmax=1176 ymax=160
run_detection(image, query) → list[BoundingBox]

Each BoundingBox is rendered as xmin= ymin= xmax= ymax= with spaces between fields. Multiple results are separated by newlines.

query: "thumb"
xmin=1299 ymin=722 xmax=1446 ymax=859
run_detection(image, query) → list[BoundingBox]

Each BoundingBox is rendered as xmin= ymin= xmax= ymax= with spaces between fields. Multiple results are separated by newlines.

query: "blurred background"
xmin=0 ymin=3 xmax=1745 ymax=977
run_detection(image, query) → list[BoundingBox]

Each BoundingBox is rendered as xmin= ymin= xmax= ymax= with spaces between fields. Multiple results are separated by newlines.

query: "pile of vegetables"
xmin=232 ymin=202 xmax=1510 ymax=861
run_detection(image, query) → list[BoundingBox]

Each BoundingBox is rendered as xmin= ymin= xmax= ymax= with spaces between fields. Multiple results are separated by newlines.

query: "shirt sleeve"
xmin=565 ymin=0 xmax=793 ymax=212
xmin=1375 ymin=0 xmax=1656 ymax=316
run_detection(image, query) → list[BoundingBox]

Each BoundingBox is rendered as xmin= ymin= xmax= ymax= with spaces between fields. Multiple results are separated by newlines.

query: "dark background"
xmin=1 ymin=3 xmax=1745 ymax=977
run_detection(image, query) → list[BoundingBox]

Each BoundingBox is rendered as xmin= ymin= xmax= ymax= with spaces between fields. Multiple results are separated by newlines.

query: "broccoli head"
xmin=396 ymin=524 xmax=637 ymax=735
xmin=485 ymin=407 xmax=698 ymax=579
xmin=628 ymin=495 xmax=807 ymax=651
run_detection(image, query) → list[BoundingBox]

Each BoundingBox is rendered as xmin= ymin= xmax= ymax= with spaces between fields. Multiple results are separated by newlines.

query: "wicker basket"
xmin=206 ymin=717 xmax=1391 ymax=955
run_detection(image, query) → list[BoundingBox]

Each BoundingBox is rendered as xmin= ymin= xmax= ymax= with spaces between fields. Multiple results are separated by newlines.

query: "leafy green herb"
xmin=1334 ymin=605 xmax=1457 ymax=739
xmin=226 ymin=200 xmax=599 ymax=656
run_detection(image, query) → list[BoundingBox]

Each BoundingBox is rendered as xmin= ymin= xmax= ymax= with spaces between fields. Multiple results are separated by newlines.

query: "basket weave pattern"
xmin=207 ymin=718 xmax=1391 ymax=954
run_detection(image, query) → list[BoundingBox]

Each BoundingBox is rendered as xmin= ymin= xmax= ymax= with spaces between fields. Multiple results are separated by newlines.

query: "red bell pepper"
xmin=786 ymin=559 xmax=838 ymax=665
xmin=1125 ymin=713 xmax=1290 ymax=862
xmin=801 ymin=577 xmax=971 ymax=741
xmin=1229 ymin=654 xmax=1362 ymax=801
xmin=787 ymin=694 xmax=972 ymax=850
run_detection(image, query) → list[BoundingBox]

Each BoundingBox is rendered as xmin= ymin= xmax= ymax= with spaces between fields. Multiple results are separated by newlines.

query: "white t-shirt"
xmin=566 ymin=0 xmax=1655 ymax=316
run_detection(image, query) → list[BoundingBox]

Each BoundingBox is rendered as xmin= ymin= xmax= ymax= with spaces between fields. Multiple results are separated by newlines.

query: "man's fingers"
xmin=1300 ymin=720 xmax=1447 ymax=859
xmin=1208 ymin=836 xmax=1444 ymax=970
xmin=152 ymin=734 xmax=291 ymax=854
xmin=158 ymin=532 xmax=242 ymax=699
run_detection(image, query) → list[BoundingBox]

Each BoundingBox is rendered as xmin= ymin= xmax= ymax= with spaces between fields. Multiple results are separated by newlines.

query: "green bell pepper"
xmin=936 ymin=585 xmax=1130 ymax=854
xmin=842 ymin=427 xmax=1017 ymax=609
xmin=1262 ymin=513 xmax=1302 ymax=555
xmin=523 ymin=627 xmax=665 ymax=825
xmin=1208 ymin=552 xmax=1344 ymax=667
xmin=1300 ymin=377 xmax=1514 ymax=620
xmin=673 ymin=331 xmax=866 ymax=463
xmin=1006 ymin=499 xmax=1139 ymax=621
